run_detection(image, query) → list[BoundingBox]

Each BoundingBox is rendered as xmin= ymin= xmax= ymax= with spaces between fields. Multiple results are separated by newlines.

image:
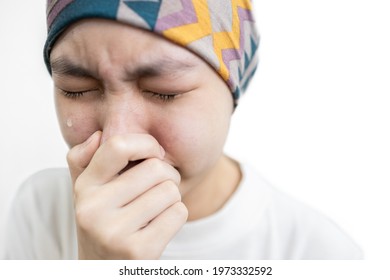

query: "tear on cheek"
xmin=66 ymin=118 xmax=73 ymax=128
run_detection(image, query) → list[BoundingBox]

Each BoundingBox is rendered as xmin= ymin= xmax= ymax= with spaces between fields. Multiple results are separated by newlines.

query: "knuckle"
xmin=100 ymin=227 xmax=121 ymax=252
xmin=171 ymin=202 xmax=189 ymax=222
xmin=172 ymin=168 xmax=181 ymax=185
xmin=147 ymin=158 xmax=165 ymax=174
xmin=146 ymin=159 xmax=180 ymax=184
xmin=105 ymin=135 xmax=127 ymax=154
xmin=161 ymin=181 xmax=181 ymax=202
xmin=74 ymin=196 xmax=102 ymax=230
xmin=75 ymin=204 xmax=94 ymax=231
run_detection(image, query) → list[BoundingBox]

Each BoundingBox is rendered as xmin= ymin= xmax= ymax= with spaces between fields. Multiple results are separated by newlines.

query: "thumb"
xmin=67 ymin=131 xmax=102 ymax=185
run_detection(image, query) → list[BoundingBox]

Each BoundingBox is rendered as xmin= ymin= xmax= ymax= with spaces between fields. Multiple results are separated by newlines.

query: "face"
xmin=51 ymin=19 xmax=233 ymax=194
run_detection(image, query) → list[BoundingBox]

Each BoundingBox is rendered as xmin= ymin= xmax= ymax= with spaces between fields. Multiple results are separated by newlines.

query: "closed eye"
xmin=144 ymin=91 xmax=180 ymax=102
xmin=59 ymin=89 xmax=99 ymax=99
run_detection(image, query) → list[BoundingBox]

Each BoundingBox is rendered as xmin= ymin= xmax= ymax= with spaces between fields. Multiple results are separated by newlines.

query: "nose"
xmin=99 ymin=93 xmax=149 ymax=145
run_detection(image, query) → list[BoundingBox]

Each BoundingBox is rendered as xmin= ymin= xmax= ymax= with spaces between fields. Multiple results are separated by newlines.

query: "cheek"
xmin=61 ymin=116 xmax=100 ymax=147
xmin=153 ymin=100 xmax=231 ymax=177
xmin=55 ymin=98 xmax=100 ymax=147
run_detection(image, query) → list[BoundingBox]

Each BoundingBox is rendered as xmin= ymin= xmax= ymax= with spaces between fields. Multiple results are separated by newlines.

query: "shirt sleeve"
xmin=270 ymin=189 xmax=364 ymax=260
xmin=298 ymin=212 xmax=364 ymax=260
xmin=3 ymin=169 xmax=76 ymax=260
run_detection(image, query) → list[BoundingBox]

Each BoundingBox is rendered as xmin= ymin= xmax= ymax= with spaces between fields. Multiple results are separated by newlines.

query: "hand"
xmin=67 ymin=131 xmax=188 ymax=259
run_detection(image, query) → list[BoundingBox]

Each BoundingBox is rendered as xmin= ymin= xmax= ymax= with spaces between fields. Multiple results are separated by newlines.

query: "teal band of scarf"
xmin=44 ymin=0 xmax=260 ymax=105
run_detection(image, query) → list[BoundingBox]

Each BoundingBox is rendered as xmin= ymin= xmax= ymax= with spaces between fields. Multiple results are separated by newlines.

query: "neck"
xmin=181 ymin=155 xmax=242 ymax=221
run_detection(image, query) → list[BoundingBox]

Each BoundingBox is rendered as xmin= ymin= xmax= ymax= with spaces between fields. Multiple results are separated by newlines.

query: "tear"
xmin=66 ymin=118 xmax=73 ymax=128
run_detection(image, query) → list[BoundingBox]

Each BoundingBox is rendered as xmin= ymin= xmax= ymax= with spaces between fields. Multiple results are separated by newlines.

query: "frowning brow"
xmin=51 ymin=58 xmax=94 ymax=78
xmin=50 ymin=57 xmax=196 ymax=80
xmin=128 ymin=58 xmax=196 ymax=79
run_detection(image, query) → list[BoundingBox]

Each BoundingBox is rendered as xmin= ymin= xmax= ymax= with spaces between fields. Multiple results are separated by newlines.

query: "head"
xmin=45 ymin=0 xmax=259 ymax=191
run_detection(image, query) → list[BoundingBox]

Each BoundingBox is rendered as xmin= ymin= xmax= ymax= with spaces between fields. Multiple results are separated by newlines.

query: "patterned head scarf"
xmin=44 ymin=0 xmax=259 ymax=105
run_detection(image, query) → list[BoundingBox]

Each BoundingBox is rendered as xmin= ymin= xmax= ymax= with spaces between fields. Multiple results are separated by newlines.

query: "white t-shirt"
xmin=3 ymin=164 xmax=363 ymax=259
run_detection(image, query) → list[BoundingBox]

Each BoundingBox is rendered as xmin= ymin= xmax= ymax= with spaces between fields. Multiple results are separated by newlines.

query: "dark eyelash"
xmin=148 ymin=92 xmax=177 ymax=102
xmin=62 ymin=90 xmax=85 ymax=99
xmin=61 ymin=89 xmax=177 ymax=102
xmin=60 ymin=89 xmax=99 ymax=99
xmin=155 ymin=94 xmax=176 ymax=101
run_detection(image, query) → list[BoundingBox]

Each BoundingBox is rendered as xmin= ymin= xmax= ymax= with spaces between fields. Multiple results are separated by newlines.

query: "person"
xmin=4 ymin=0 xmax=362 ymax=259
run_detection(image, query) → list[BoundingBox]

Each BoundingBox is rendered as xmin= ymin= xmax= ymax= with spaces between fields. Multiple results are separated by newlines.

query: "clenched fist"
xmin=66 ymin=131 xmax=188 ymax=259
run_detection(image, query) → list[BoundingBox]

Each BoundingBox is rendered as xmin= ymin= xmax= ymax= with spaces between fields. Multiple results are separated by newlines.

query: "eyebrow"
xmin=50 ymin=57 xmax=196 ymax=80
xmin=51 ymin=58 xmax=93 ymax=78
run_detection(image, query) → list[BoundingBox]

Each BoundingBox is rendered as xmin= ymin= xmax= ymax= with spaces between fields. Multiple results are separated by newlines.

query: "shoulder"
xmin=240 ymin=164 xmax=363 ymax=259
xmin=18 ymin=168 xmax=71 ymax=192
xmin=4 ymin=168 xmax=75 ymax=259
xmin=270 ymin=189 xmax=363 ymax=259
xmin=12 ymin=168 xmax=72 ymax=211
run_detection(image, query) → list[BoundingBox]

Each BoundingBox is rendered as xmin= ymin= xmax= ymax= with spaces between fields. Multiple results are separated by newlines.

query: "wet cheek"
xmin=60 ymin=115 xmax=100 ymax=147
xmin=55 ymin=96 xmax=101 ymax=147
xmin=66 ymin=118 xmax=73 ymax=128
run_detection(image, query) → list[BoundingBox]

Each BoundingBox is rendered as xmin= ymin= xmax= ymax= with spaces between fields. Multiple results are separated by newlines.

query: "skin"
xmin=51 ymin=19 xmax=241 ymax=259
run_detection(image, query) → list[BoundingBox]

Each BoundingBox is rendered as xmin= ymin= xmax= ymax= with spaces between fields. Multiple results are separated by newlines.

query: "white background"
xmin=0 ymin=0 xmax=389 ymax=259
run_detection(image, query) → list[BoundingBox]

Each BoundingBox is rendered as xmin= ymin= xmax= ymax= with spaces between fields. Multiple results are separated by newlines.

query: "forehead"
xmin=51 ymin=19 xmax=202 ymax=68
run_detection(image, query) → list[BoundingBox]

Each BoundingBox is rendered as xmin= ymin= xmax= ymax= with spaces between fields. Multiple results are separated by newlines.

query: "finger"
xmin=67 ymin=131 xmax=102 ymax=185
xmin=103 ymin=158 xmax=181 ymax=207
xmin=136 ymin=202 xmax=188 ymax=255
xmin=117 ymin=180 xmax=181 ymax=231
xmin=81 ymin=134 xmax=164 ymax=186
